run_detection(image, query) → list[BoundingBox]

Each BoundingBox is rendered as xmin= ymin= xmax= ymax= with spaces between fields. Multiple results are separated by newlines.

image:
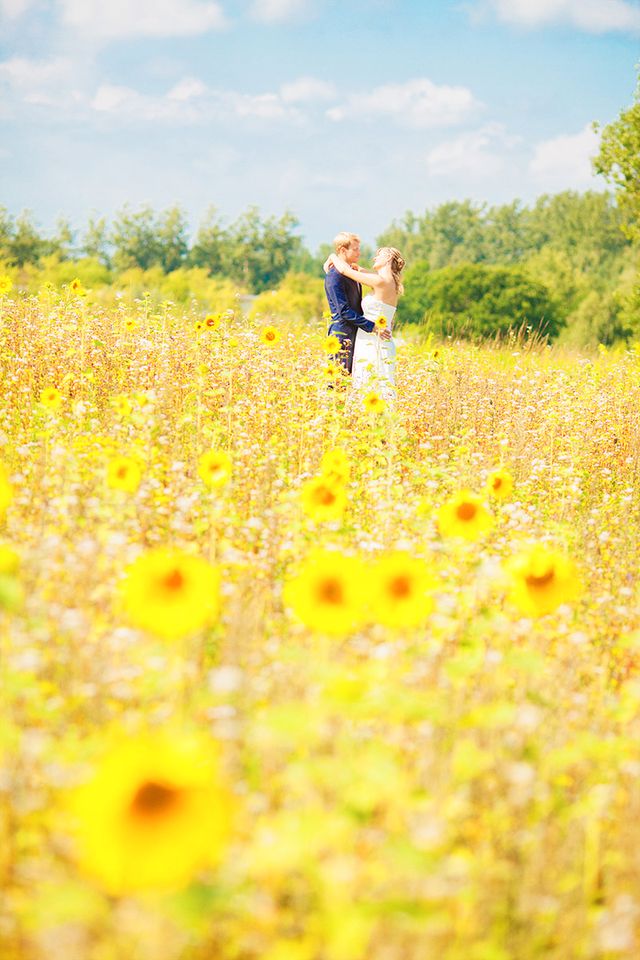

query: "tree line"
xmin=1 ymin=73 xmax=638 ymax=344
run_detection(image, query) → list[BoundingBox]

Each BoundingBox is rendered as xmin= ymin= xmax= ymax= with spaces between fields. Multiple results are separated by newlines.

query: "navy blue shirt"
xmin=324 ymin=268 xmax=375 ymax=336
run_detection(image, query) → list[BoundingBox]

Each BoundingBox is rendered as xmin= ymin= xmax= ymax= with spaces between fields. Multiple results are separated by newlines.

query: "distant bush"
xmin=398 ymin=262 xmax=562 ymax=340
xmin=248 ymin=272 xmax=326 ymax=324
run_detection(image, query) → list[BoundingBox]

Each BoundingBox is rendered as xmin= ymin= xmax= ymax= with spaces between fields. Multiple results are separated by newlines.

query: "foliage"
xmin=398 ymin=261 xmax=562 ymax=339
xmin=249 ymin=272 xmax=326 ymax=323
xmin=594 ymin=76 xmax=640 ymax=241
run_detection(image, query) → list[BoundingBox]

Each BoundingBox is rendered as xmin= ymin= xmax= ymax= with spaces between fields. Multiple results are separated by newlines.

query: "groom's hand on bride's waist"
xmin=377 ymin=329 xmax=392 ymax=341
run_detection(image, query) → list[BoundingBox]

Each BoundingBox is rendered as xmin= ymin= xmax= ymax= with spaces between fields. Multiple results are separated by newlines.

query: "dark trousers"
xmin=328 ymin=323 xmax=355 ymax=375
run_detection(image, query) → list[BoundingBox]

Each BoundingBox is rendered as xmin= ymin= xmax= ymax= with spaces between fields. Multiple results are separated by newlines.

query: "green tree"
xmin=188 ymin=206 xmax=228 ymax=275
xmin=594 ymin=76 xmax=640 ymax=241
xmin=398 ymin=262 xmax=562 ymax=340
xmin=156 ymin=205 xmax=189 ymax=273
xmin=111 ymin=205 xmax=163 ymax=271
xmin=82 ymin=216 xmax=111 ymax=267
xmin=11 ymin=211 xmax=46 ymax=266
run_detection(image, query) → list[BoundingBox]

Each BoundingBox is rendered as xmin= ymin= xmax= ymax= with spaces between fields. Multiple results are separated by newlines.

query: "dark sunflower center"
xmin=314 ymin=486 xmax=336 ymax=506
xmin=318 ymin=577 xmax=344 ymax=605
xmin=163 ymin=568 xmax=185 ymax=591
xmin=389 ymin=575 xmax=412 ymax=599
xmin=456 ymin=502 xmax=477 ymax=522
xmin=493 ymin=478 xmax=502 ymax=490
xmin=131 ymin=780 xmax=181 ymax=817
xmin=525 ymin=568 xmax=555 ymax=589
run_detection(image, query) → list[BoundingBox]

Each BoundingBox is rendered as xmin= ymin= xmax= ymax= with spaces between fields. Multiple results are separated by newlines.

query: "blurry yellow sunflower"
xmin=39 ymin=387 xmax=63 ymax=411
xmin=486 ymin=467 xmax=513 ymax=501
xmin=0 ymin=276 xmax=13 ymax=295
xmin=370 ymin=552 xmax=435 ymax=629
xmin=121 ymin=548 xmax=221 ymax=640
xmin=320 ymin=447 xmax=351 ymax=485
xmin=124 ymin=317 xmax=138 ymax=331
xmin=505 ymin=545 xmax=582 ymax=617
xmin=107 ymin=456 xmax=143 ymax=494
xmin=198 ymin=450 xmax=232 ymax=489
xmin=71 ymin=731 xmax=233 ymax=895
xmin=437 ymin=491 xmax=493 ymax=540
xmin=283 ymin=549 xmax=367 ymax=636
xmin=374 ymin=314 xmax=388 ymax=332
xmin=204 ymin=314 xmax=221 ymax=331
xmin=112 ymin=395 xmax=133 ymax=418
xmin=322 ymin=361 xmax=340 ymax=380
xmin=0 ymin=543 xmax=19 ymax=575
xmin=300 ymin=476 xmax=347 ymax=522
xmin=324 ymin=335 xmax=342 ymax=354
xmin=363 ymin=391 xmax=385 ymax=414
xmin=69 ymin=278 xmax=86 ymax=297
xmin=0 ymin=464 xmax=12 ymax=518
xmin=194 ymin=319 xmax=205 ymax=333
xmin=260 ymin=325 xmax=281 ymax=345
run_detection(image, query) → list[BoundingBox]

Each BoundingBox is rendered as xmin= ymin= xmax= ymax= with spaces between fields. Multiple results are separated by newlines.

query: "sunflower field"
xmin=2 ymin=280 xmax=640 ymax=960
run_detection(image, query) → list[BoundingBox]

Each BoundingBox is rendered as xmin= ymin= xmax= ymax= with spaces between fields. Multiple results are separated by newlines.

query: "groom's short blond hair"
xmin=334 ymin=231 xmax=360 ymax=253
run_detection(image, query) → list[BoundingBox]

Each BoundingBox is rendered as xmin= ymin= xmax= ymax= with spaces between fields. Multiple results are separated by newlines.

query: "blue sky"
xmin=1 ymin=0 xmax=639 ymax=250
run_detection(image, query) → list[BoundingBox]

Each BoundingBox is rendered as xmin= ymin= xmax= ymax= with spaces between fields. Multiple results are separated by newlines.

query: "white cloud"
xmin=327 ymin=78 xmax=480 ymax=128
xmin=0 ymin=0 xmax=38 ymax=17
xmin=167 ymin=77 xmax=207 ymax=101
xmin=59 ymin=0 xmax=228 ymax=39
xmin=529 ymin=124 xmax=601 ymax=189
xmin=89 ymin=79 xmax=301 ymax=124
xmin=0 ymin=55 xmax=80 ymax=107
xmin=0 ymin=55 xmax=73 ymax=89
xmin=249 ymin=0 xmax=313 ymax=22
xmin=280 ymin=76 xmax=336 ymax=103
xmin=479 ymin=0 xmax=640 ymax=33
xmin=426 ymin=123 xmax=519 ymax=177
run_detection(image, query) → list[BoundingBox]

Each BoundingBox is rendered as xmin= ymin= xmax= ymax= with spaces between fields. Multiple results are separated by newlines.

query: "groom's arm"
xmin=326 ymin=272 xmax=375 ymax=333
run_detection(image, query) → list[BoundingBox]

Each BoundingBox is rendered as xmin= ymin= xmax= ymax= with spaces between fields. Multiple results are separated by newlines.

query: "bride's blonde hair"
xmin=379 ymin=246 xmax=406 ymax=295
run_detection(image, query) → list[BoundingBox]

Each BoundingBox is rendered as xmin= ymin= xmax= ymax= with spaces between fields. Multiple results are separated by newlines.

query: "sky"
xmin=0 ymin=0 xmax=639 ymax=251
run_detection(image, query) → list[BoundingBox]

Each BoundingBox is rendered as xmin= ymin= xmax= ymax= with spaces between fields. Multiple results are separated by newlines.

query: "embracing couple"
xmin=323 ymin=231 xmax=405 ymax=395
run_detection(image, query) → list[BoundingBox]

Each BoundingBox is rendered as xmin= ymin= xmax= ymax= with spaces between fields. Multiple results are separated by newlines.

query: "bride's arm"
xmin=327 ymin=254 xmax=381 ymax=288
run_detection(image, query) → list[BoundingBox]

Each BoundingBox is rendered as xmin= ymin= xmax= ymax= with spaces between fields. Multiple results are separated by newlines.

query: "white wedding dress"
xmin=352 ymin=294 xmax=397 ymax=396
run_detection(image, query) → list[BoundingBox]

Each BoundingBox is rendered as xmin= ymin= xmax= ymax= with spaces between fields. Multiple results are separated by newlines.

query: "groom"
xmin=324 ymin=231 xmax=377 ymax=375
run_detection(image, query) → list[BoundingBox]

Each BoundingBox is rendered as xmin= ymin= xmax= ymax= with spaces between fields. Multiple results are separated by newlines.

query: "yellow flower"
xmin=300 ymin=476 xmax=347 ymax=522
xmin=370 ymin=552 xmax=435 ymax=629
xmin=71 ymin=731 xmax=233 ymax=895
xmin=39 ymin=387 xmax=63 ymax=411
xmin=107 ymin=456 xmax=143 ymax=494
xmin=194 ymin=320 xmax=205 ymax=333
xmin=198 ymin=450 xmax=232 ymax=489
xmin=374 ymin=314 xmax=388 ymax=332
xmin=121 ymin=548 xmax=221 ymax=640
xmin=320 ymin=448 xmax=351 ymax=485
xmin=204 ymin=314 xmax=221 ymax=331
xmin=124 ymin=317 xmax=138 ymax=331
xmin=505 ymin=545 xmax=582 ymax=617
xmin=437 ymin=490 xmax=493 ymax=540
xmin=0 ymin=464 xmax=12 ymax=518
xmin=0 ymin=543 xmax=19 ymax=575
xmin=112 ymin=395 xmax=133 ymax=418
xmin=324 ymin=335 xmax=342 ymax=354
xmin=260 ymin=325 xmax=281 ymax=345
xmin=363 ymin=391 xmax=385 ymax=414
xmin=283 ymin=549 xmax=367 ymax=636
xmin=0 ymin=276 xmax=13 ymax=295
xmin=322 ymin=361 xmax=340 ymax=380
xmin=486 ymin=468 xmax=513 ymax=501
xmin=70 ymin=278 xmax=86 ymax=297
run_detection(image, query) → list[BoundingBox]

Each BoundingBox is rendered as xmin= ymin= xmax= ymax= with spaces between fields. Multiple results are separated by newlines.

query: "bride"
xmin=325 ymin=246 xmax=405 ymax=395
